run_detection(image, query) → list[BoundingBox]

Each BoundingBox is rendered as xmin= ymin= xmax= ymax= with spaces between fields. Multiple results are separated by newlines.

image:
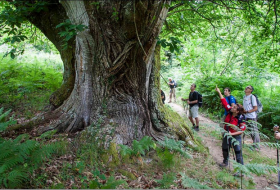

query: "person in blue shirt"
xmin=220 ymin=87 xmax=237 ymax=128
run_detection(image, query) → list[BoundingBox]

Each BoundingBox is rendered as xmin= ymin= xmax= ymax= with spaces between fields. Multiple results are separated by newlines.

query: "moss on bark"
xmin=151 ymin=44 xmax=205 ymax=150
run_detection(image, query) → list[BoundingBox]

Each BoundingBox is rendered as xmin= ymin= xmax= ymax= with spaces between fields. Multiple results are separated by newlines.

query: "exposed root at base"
xmin=8 ymin=110 xmax=63 ymax=132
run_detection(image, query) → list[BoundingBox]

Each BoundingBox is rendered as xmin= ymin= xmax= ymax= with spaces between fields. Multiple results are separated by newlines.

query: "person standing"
xmin=161 ymin=89 xmax=165 ymax=104
xmin=215 ymin=86 xmax=246 ymax=176
xmin=220 ymin=87 xmax=237 ymax=128
xmin=243 ymin=85 xmax=260 ymax=151
xmin=182 ymin=84 xmax=199 ymax=131
xmin=168 ymin=77 xmax=176 ymax=103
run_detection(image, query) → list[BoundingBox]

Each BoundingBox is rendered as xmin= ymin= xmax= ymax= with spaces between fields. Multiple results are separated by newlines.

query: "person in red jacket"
xmin=215 ymin=87 xmax=246 ymax=172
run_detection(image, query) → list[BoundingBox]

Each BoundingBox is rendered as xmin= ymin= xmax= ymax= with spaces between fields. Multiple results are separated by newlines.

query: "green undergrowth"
xmin=0 ymin=109 xmax=67 ymax=188
xmin=1 ymin=100 xmax=269 ymax=190
xmin=35 ymin=123 xmax=256 ymax=189
xmin=0 ymin=106 xmax=257 ymax=189
xmin=162 ymin=103 xmax=205 ymax=152
xmin=0 ymin=54 xmax=63 ymax=118
xmin=49 ymin=132 xmax=243 ymax=189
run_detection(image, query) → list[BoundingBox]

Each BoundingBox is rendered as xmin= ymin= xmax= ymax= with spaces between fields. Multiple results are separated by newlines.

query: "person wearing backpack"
xmin=182 ymin=84 xmax=199 ymax=131
xmin=215 ymin=86 xmax=246 ymax=176
xmin=243 ymin=85 xmax=261 ymax=151
xmin=220 ymin=87 xmax=237 ymax=129
xmin=168 ymin=77 xmax=176 ymax=103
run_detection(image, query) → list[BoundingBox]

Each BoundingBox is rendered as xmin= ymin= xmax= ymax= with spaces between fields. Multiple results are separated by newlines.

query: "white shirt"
xmin=243 ymin=94 xmax=257 ymax=119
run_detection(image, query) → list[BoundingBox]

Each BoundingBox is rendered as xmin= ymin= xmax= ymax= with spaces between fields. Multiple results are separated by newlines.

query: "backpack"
xmin=237 ymin=114 xmax=246 ymax=126
xmin=228 ymin=95 xmax=238 ymax=105
xmin=197 ymin=92 xmax=203 ymax=108
xmin=173 ymin=80 xmax=177 ymax=88
xmin=251 ymin=94 xmax=263 ymax=114
xmin=225 ymin=95 xmax=237 ymax=115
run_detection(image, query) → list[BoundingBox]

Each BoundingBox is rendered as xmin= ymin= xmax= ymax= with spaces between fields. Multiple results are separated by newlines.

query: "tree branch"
xmin=206 ymin=0 xmax=244 ymax=10
xmin=188 ymin=3 xmax=219 ymax=39
xmin=167 ymin=8 xmax=193 ymax=17
xmin=265 ymin=0 xmax=272 ymax=21
xmin=220 ymin=27 xmax=248 ymax=75
xmin=164 ymin=20 xmax=175 ymax=34
xmin=272 ymin=0 xmax=278 ymax=38
xmin=168 ymin=2 xmax=185 ymax=12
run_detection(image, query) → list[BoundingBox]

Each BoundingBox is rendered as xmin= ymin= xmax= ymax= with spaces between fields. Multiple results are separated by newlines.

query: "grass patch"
xmin=0 ymin=53 xmax=63 ymax=118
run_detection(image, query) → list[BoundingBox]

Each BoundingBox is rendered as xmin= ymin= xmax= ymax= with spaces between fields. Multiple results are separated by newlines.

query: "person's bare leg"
xmin=168 ymin=92 xmax=172 ymax=103
xmin=195 ymin=117 xmax=199 ymax=127
xmin=189 ymin=116 xmax=195 ymax=125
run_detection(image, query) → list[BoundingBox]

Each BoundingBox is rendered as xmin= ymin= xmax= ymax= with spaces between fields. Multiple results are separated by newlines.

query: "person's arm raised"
xmin=216 ymin=86 xmax=231 ymax=110
xmin=215 ymin=87 xmax=224 ymax=99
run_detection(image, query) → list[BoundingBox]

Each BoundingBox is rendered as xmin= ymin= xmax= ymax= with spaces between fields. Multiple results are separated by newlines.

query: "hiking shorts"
xmin=169 ymin=88 xmax=176 ymax=95
xmin=188 ymin=105 xmax=199 ymax=118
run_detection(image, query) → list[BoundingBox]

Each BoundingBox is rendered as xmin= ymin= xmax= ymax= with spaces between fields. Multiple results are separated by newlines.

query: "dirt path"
xmin=167 ymin=102 xmax=278 ymax=189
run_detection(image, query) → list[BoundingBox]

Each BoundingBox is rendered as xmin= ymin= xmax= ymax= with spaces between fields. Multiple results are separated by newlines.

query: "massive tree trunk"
xmin=14 ymin=0 xmax=196 ymax=146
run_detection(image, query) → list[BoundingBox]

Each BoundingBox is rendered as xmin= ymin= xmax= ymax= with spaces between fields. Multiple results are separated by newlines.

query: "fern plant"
xmin=0 ymin=108 xmax=16 ymax=132
xmin=89 ymin=169 xmax=127 ymax=189
xmin=156 ymin=172 xmax=177 ymax=188
xmin=0 ymin=116 xmax=64 ymax=189
xmin=119 ymin=136 xmax=156 ymax=157
xmin=157 ymin=148 xmax=176 ymax=168
xmin=0 ymin=55 xmax=63 ymax=118
xmin=232 ymin=160 xmax=278 ymax=177
xmin=119 ymin=136 xmax=192 ymax=164
xmin=157 ymin=136 xmax=192 ymax=158
xmin=180 ymin=172 xmax=210 ymax=189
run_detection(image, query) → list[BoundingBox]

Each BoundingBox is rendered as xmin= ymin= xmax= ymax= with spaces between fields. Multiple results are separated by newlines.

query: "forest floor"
xmin=167 ymin=101 xmax=278 ymax=189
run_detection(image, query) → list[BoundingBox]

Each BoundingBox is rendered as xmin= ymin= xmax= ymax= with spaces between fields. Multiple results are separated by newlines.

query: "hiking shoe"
xmin=233 ymin=172 xmax=244 ymax=177
xmin=219 ymin=162 xmax=228 ymax=168
xmin=194 ymin=126 xmax=199 ymax=132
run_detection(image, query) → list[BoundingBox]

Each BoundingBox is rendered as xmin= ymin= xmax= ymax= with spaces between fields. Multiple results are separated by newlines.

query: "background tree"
xmin=159 ymin=0 xmax=280 ymax=136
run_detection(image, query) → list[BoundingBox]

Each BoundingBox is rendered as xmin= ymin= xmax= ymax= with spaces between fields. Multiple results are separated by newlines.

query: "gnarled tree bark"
xmin=11 ymin=0 xmax=196 ymax=146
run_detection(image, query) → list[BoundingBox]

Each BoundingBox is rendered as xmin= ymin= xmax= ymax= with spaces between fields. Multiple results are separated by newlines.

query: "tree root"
xmin=8 ymin=110 xmax=63 ymax=132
